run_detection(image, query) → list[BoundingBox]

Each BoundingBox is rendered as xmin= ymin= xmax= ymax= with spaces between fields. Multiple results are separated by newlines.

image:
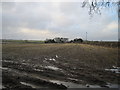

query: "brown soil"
xmin=2 ymin=43 xmax=120 ymax=89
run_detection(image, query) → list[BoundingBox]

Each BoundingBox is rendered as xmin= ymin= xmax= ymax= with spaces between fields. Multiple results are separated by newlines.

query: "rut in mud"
xmin=2 ymin=43 xmax=120 ymax=89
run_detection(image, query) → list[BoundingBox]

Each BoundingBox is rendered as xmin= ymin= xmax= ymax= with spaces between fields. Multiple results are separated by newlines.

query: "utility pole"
xmin=86 ymin=32 xmax=87 ymax=41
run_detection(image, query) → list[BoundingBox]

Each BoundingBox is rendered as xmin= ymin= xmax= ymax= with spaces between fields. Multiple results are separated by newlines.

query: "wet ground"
xmin=1 ymin=43 xmax=120 ymax=89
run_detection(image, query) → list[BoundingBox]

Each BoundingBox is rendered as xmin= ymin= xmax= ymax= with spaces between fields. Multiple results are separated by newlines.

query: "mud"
xmin=2 ymin=43 xmax=120 ymax=89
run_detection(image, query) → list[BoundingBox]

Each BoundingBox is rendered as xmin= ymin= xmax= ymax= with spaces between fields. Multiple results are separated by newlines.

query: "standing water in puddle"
xmin=45 ymin=66 xmax=60 ymax=71
xmin=105 ymin=83 xmax=119 ymax=88
xmin=49 ymin=80 xmax=102 ymax=88
xmin=105 ymin=67 xmax=120 ymax=74
xmin=20 ymin=82 xmax=44 ymax=88
xmin=49 ymin=80 xmax=119 ymax=88
xmin=0 ymin=66 xmax=8 ymax=70
xmin=55 ymin=55 xmax=59 ymax=58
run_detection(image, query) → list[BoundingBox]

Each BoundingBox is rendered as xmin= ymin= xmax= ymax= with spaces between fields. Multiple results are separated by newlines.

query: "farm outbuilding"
xmin=54 ymin=37 xmax=69 ymax=43
xmin=45 ymin=37 xmax=69 ymax=43
xmin=45 ymin=37 xmax=83 ymax=43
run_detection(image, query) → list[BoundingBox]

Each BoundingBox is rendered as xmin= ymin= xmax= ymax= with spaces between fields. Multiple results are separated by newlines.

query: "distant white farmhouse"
xmin=54 ymin=37 xmax=68 ymax=43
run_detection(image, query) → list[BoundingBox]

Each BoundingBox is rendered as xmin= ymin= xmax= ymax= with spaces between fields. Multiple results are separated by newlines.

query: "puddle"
xmin=55 ymin=55 xmax=59 ymax=58
xmin=45 ymin=66 xmax=60 ymax=71
xmin=0 ymin=66 xmax=9 ymax=70
xmin=22 ymin=60 xmax=25 ymax=62
xmin=50 ymin=80 xmax=88 ymax=88
xmin=105 ymin=67 xmax=120 ymax=73
xmin=106 ymin=83 xmax=119 ymax=88
xmin=20 ymin=82 xmax=43 ymax=88
xmin=49 ymin=58 xmax=56 ymax=61
xmin=22 ymin=63 xmax=28 ymax=65
xmin=3 ymin=60 xmax=14 ymax=63
xmin=68 ymin=78 xmax=78 ymax=82
xmin=88 ymin=85 xmax=102 ymax=88
xmin=44 ymin=58 xmax=56 ymax=62
xmin=107 ymin=84 xmax=119 ymax=88
xmin=49 ymin=80 xmax=119 ymax=88
xmin=2 ymin=60 xmax=19 ymax=64
xmin=34 ymin=68 xmax=44 ymax=72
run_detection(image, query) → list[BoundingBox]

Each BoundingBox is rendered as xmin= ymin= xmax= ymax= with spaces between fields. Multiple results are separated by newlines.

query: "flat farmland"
xmin=2 ymin=43 xmax=120 ymax=89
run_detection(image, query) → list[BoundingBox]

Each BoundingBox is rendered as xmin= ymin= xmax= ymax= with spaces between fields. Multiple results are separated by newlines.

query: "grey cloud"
xmin=2 ymin=2 xmax=118 ymax=41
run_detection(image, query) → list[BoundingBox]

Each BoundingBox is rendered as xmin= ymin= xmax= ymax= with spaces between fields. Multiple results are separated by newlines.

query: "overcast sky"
xmin=2 ymin=1 xmax=118 ymax=41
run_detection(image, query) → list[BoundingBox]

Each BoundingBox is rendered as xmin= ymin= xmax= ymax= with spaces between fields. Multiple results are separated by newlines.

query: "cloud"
xmin=20 ymin=28 xmax=55 ymax=39
xmin=104 ymin=22 xmax=118 ymax=31
xmin=20 ymin=28 xmax=49 ymax=35
xmin=89 ymin=21 xmax=118 ymax=41
xmin=2 ymin=2 xmax=118 ymax=41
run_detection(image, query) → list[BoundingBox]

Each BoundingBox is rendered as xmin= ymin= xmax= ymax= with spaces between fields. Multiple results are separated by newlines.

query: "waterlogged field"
xmin=1 ymin=43 xmax=120 ymax=89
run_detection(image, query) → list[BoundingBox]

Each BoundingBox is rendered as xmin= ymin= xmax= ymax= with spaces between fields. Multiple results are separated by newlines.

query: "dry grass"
xmin=2 ymin=43 xmax=118 ymax=69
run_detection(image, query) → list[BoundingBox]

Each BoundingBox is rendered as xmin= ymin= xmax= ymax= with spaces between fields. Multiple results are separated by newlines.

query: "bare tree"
xmin=82 ymin=0 xmax=119 ymax=16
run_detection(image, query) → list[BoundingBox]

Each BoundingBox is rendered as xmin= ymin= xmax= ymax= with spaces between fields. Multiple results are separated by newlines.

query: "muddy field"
xmin=82 ymin=41 xmax=118 ymax=48
xmin=1 ymin=43 xmax=120 ymax=89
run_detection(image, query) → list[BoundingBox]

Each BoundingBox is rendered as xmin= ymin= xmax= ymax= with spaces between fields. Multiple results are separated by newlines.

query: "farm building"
xmin=54 ymin=37 xmax=69 ymax=43
xmin=45 ymin=37 xmax=69 ymax=43
xmin=45 ymin=37 xmax=83 ymax=43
